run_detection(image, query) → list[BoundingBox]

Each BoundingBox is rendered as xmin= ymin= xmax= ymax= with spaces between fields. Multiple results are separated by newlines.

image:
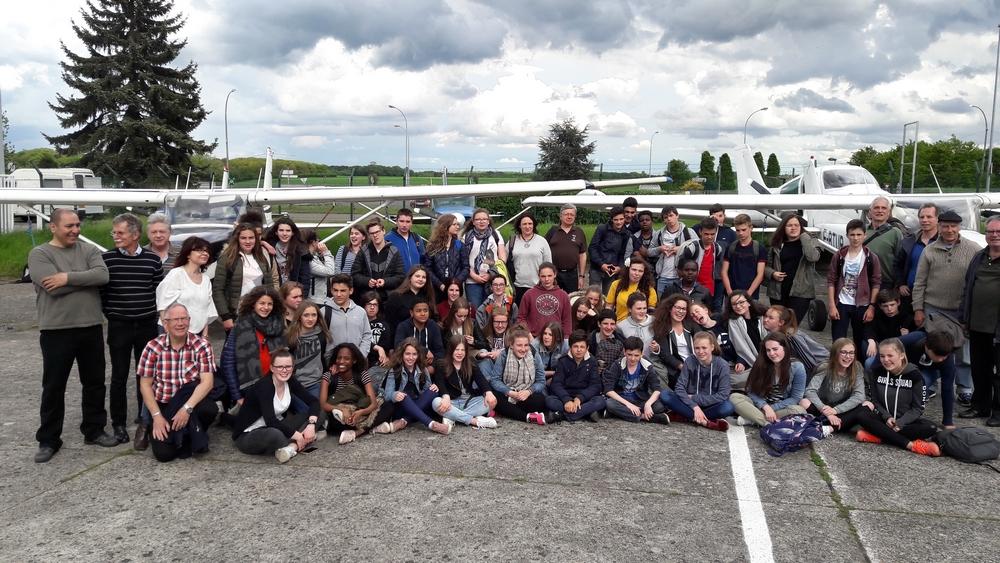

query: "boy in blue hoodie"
xmin=661 ymin=331 xmax=733 ymax=431
xmin=546 ymin=331 xmax=607 ymax=423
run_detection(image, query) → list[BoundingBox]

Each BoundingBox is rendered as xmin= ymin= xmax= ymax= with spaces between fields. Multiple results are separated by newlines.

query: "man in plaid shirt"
xmin=137 ymin=303 xmax=217 ymax=462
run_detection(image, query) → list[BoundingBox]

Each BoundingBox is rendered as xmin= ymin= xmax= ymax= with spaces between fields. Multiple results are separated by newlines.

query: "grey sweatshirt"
xmin=28 ymin=242 xmax=109 ymax=330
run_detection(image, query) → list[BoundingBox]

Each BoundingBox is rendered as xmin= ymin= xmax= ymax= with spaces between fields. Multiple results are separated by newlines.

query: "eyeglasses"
xmin=987 ymin=230 xmax=1000 ymax=236
xmin=367 ymin=230 xmax=382 ymax=236
xmin=163 ymin=316 xmax=190 ymax=323
xmin=672 ymin=306 xmax=688 ymax=312
xmin=732 ymin=300 xmax=748 ymax=307
xmin=493 ymin=319 xmax=509 ymax=324
xmin=838 ymin=350 xmax=856 ymax=356
xmin=272 ymin=365 xmax=294 ymax=371
xmin=365 ymin=302 xmax=379 ymax=307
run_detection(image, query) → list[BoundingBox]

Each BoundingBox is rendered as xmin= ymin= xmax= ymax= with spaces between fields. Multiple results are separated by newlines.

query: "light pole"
xmin=988 ymin=25 xmax=1000 ymax=193
xmin=388 ymin=104 xmax=409 ymax=186
xmin=743 ymin=106 xmax=768 ymax=145
xmin=223 ymin=88 xmax=236 ymax=187
xmin=972 ymin=104 xmax=989 ymax=192
xmin=647 ymin=131 xmax=659 ymax=176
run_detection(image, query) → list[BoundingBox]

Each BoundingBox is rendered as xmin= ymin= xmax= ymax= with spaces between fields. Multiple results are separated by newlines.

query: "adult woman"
xmin=263 ymin=217 xmax=312 ymax=287
xmin=459 ymin=208 xmax=506 ymax=309
xmin=799 ymin=338 xmax=866 ymax=434
xmin=507 ymin=212 xmax=552 ymax=304
xmin=221 ymin=286 xmax=288 ymax=407
xmin=385 ymin=265 xmax=438 ymax=331
xmin=533 ymin=322 xmax=568 ymax=384
xmin=231 ymin=349 xmax=321 ymax=464
xmin=320 ymin=343 xmax=383 ymax=444
xmin=723 ymin=290 xmax=768 ymax=385
xmin=437 ymin=279 xmax=463 ymax=320
xmin=213 ymin=223 xmax=277 ymax=331
xmin=852 ymin=338 xmax=940 ymax=456
xmin=828 ymin=219 xmax=881 ymax=357
xmin=334 ymin=224 xmax=366 ymax=278
xmin=475 ymin=273 xmax=517 ymax=329
xmin=606 ymin=257 xmax=658 ymax=321
xmin=423 ymin=214 xmax=464 ymax=299
xmin=156 ymin=236 xmax=217 ymax=336
xmin=441 ymin=297 xmax=489 ymax=356
xmin=729 ymin=333 xmax=807 ymax=426
xmin=649 ymin=294 xmax=693 ymax=388
xmin=303 ymin=228 xmax=337 ymax=302
xmin=571 ymin=297 xmax=597 ymax=334
xmin=377 ymin=338 xmax=451 ymax=435
xmin=285 ymin=300 xmax=333 ymax=397
xmin=661 ymin=331 xmax=733 ymax=431
xmin=432 ymin=338 xmax=498 ymax=429
xmin=482 ymin=329 xmax=549 ymax=424
xmin=279 ymin=281 xmax=305 ymax=325
xmin=765 ymin=213 xmax=820 ymax=325
xmin=763 ymin=305 xmax=829 ymax=376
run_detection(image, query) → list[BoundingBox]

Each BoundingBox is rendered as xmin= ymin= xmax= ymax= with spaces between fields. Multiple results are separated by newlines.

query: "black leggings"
xmin=493 ymin=392 xmax=547 ymax=422
xmin=840 ymin=406 xmax=937 ymax=449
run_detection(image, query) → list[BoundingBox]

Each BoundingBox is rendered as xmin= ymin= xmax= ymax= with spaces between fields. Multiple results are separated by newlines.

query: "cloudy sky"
xmin=2 ymin=0 xmax=999 ymax=175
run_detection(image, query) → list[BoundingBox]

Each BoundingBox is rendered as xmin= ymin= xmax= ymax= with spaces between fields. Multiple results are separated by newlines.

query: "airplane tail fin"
xmin=263 ymin=147 xmax=274 ymax=190
xmin=733 ymin=144 xmax=770 ymax=195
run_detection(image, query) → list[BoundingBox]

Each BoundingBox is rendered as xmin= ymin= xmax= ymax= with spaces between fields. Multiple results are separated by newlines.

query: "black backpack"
xmin=938 ymin=428 xmax=1000 ymax=472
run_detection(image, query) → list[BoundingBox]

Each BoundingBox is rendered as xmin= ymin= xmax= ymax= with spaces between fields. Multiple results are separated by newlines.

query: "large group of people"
xmin=28 ymin=196 xmax=1000 ymax=464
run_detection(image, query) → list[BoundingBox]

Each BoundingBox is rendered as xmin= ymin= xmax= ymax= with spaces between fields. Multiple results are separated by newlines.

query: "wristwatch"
xmin=183 ymin=403 xmax=194 ymax=415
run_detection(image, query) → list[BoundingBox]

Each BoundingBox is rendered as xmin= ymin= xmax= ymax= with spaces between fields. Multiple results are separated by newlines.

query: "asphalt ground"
xmin=1 ymin=280 xmax=998 ymax=562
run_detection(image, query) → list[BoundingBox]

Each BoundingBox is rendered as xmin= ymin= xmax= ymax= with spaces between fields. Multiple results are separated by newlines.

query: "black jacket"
xmin=588 ymin=223 xmax=631 ymax=270
xmin=434 ymin=364 xmax=491 ymax=399
xmin=231 ymin=375 xmax=321 ymax=440
xmin=423 ymin=242 xmax=463 ymax=290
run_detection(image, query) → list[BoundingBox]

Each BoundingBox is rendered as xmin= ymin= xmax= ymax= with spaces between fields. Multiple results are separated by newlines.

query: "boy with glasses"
xmin=351 ymin=219 xmax=405 ymax=303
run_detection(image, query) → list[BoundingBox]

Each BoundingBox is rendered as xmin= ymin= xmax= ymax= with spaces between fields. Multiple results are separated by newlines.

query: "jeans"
xmin=392 ymin=388 xmax=439 ymax=427
xmin=831 ymin=301 xmax=867 ymax=356
xmin=605 ymin=394 xmax=665 ymax=422
xmin=656 ymin=277 xmax=678 ymax=299
xmin=107 ymin=317 xmax=159 ymax=426
xmin=465 ymin=283 xmax=486 ymax=310
xmin=660 ymin=390 xmax=734 ymax=420
xmin=544 ymin=394 xmax=607 ymax=421
xmin=36 ymin=325 xmax=108 ymax=449
xmin=900 ymin=331 xmax=955 ymax=425
xmin=432 ymin=394 xmax=489 ymax=425
xmin=711 ymin=280 xmax=726 ymax=312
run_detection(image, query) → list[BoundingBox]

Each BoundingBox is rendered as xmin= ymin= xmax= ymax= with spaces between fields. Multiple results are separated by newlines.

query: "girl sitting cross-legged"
xmin=482 ymin=328 xmax=550 ymax=425
xmin=432 ymin=337 xmax=499 ymax=430
xmin=374 ymin=338 xmax=451 ymax=436
xmin=730 ymin=333 xmax=807 ymax=427
xmin=660 ymin=331 xmax=734 ymax=431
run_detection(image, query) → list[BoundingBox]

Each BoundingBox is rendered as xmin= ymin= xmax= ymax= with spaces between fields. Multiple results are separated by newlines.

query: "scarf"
xmin=234 ymin=312 xmax=286 ymax=389
xmin=502 ymin=350 xmax=533 ymax=392
xmin=729 ymin=316 xmax=759 ymax=367
xmin=467 ymin=227 xmax=496 ymax=277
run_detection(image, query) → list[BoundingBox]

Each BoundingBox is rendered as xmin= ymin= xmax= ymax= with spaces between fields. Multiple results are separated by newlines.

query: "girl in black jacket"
xmin=432 ymin=338 xmax=498 ymax=429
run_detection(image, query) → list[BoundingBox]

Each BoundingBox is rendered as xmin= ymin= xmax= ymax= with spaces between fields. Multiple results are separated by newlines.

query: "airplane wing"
xmin=522 ymin=193 xmax=883 ymax=211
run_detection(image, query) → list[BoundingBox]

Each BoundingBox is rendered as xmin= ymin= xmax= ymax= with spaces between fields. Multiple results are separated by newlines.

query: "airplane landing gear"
xmin=807 ymin=299 xmax=827 ymax=332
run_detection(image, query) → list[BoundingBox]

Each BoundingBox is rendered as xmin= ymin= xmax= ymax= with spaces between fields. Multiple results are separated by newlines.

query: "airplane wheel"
xmin=807 ymin=300 xmax=827 ymax=332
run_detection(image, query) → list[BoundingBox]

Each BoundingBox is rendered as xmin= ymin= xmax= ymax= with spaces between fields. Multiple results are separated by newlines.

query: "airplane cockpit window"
xmin=823 ymin=169 xmax=878 ymax=189
xmin=169 ymin=196 xmax=245 ymax=226
xmin=778 ymin=177 xmax=801 ymax=194
xmin=893 ymin=199 xmax=979 ymax=232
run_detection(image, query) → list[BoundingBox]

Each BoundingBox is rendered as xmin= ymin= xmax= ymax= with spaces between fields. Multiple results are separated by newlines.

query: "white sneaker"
xmin=429 ymin=421 xmax=451 ymax=435
xmin=822 ymin=425 xmax=834 ymax=437
xmin=331 ymin=409 xmax=345 ymax=424
xmin=736 ymin=416 xmax=750 ymax=427
xmin=473 ymin=416 xmax=498 ymax=429
xmin=441 ymin=418 xmax=455 ymax=432
xmin=374 ymin=422 xmax=393 ymax=434
xmin=275 ymin=445 xmax=297 ymax=464
xmin=339 ymin=430 xmax=357 ymax=444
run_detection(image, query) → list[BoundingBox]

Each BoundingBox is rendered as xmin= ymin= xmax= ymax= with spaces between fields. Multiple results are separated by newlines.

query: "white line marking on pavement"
xmin=727 ymin=424 xmax=775 ymax=563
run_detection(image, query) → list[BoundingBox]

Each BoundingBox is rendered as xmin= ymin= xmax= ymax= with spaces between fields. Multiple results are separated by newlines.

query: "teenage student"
xmin=730 ymin=333 xmax=807 ymax=426
xmin=545 ymin=330 xmax=607 ymax=423
xmin=660 ymin=331 xmax=734 ymax=431
xmin=603 ymin=336 xmax=670 ymax=424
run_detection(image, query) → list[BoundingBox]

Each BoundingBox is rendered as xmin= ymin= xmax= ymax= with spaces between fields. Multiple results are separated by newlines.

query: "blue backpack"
xmin=759 ymin=414 xmax=826 ymax=457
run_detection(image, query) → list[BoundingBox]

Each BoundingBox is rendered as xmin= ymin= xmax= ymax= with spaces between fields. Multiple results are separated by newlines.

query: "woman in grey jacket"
xmin=765 ymin=214 xmax=820 ymax=327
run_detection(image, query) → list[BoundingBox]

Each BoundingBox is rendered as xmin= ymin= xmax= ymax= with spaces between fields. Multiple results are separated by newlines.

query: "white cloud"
xmin=290 ymin=135 xmax=329 ymax=148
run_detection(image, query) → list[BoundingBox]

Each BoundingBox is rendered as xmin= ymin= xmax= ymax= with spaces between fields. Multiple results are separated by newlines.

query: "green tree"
xmin=1 ymin=110 xmax=13 ymax=170
xmin=45 ymin=0 xmax=215 ymax=188
xmin=698 ymin=151 xmax=717 ymax=190
xmin=718 ymin=153 xmax=735 ymax=190
xmin=766 ymin=153 xmax=781 ymax=177
xmin=666 ymin=159 xmax=693 ymax=185
xmin=534 ymin=118 xmax=595 ymax=181
xmin=753 ymin=151 xmax=765 ymax=177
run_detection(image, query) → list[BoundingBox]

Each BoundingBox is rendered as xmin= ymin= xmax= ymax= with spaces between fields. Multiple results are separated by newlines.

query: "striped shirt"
xmin=136 ymin=332 xmax=215 ymax=403
xmin=101 ymin=247 xmax=163 ymax=320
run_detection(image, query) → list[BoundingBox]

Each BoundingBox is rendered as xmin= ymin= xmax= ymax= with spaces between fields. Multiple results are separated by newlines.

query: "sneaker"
xmin=958 ymin=392 xmax=973 ymax=406
xmin=926 ymin=389 xmax=938 ymax=400
xmin=547 ymin=411 xmax=565 ymax=424
xmin=650 ymin=413 xmax=670 ymax=425
xmin=668 ymin=412 xmax=689 ymax=424
xmin=821 ymin=425 xmax=834 ymax=438
xmin=587 ymin=411 xmax=600 ymax=423
xmin=331 ymin=409 xmax=345 ymax=424
xmin=910 ymin=439 xmax=941 ymax=457
xmin=705 ymin=419 xmax=730 ymax=432
xmin=338 ymin=430 xmax=357 ymax=445
xmin=392 ymin=419 xmax=408 ymax=433
xmin=735 ymin=416 xmax=750 ymax=427
xmin=429 ymin=421 xmax=451 ymax=435
xmin=526 ymin=412 xmax=546 ymax=425
xmin=855 ymin=429 xmax=882 ymax=444
xmin=275 ymin=445 xmax=298 ymax=463
xmin=473 ymin=416 xmax=498 ymax=429
xmin=374 ymin=422 xmax=393 ymax=434
xmin=488 ymin=409 xmax=496 ymax=418
xmin=441 ymin=418 xmax=456 ymax=432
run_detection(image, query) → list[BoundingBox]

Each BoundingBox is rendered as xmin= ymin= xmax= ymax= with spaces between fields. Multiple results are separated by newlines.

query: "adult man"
xmin=102 ymin=213 xmax=164 ymax=446
xmin=864 ymin=196 xmax=904 ymax=289
xmin=518 ymin=263 xmax=573 ymax=338
xmin=912 ymin=209 xmax=979 ymax=406
xmin=622 ymin=197 xmax=642 ymax=234
xmin=545 ymin=203 xmax=588 ymax=292
xmin=721 ymin=213 xmax=766 ymax=299
xmin=694 ymin=204 xmax=735 ymax=248
xmin=961 ymin=216 xmax=1000 ymax=425
xmin=143 ymin=212 xmax=179 ymax=272
xmin=894 ymin=203 xmax=938 ymax=312
xmin=136 ymin=303 xmax=218 ymax=463
xmin=646 ymin=206 xmax=697 ymax=297
xmin=680 ymin=218 xmax=725 ymax=310
xmin=322 ymin=274 xmax=373 ymax=356
xmin=385 ymin=208 xmax=425 ymax=274
xmin=626 ymin=210 xmax=656 ymax=260
xmin=352 ymin=218 xmax=405 ymax=302
xmin=588 ymin=206 xmax=631 ymax=293
xmin=29 ymin=209 xmax=115 ymax=463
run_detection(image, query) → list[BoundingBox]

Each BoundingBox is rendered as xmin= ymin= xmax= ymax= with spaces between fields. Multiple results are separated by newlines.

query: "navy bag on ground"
xmin=937 ymin=428 xmax=1000 ymax=472
xmin=759 ymin=414 xmax=826 ymax=457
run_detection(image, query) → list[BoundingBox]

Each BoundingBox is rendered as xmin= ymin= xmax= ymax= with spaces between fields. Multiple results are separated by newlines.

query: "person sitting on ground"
xmin=616 ymin=292 xmax=655 ymax=354
xmin=220 ymin=285 xmax=287 ymax=409
xmin=763 ymin=305 xmax=829 ymax=376
xmin=231 ymin=348 xmax=320 ymax=463
xmin=475 ymin=273 xmax=518 ymax=328
xmin=588 ymin=309 xmax=625 ymax=378
xmin=376 ymin=338 xmax=451 ymax=435
xmin=533 ymin=322 xmax=568 ymax=385
xmin=482 ymin=328 xmax=550 ymax=425
xmin=862 ymin=289 xmax=915 ymax=365
xmin=799 ymin=338 xmax=867 ymax=435
xmin=723 ymin=289 xmax=768 ymax=387
xmin=279 ymin=281 xmax=304 ymax=326
xmin=546 ymin=330 xmax=607 ymax=423
xmin=853 ymin=338 xmax=940 ymax=456
xmin=285 ymin=300 xmax=333 ymax=398
xmin=319 ymin=343 xmax=383 ymax=444
xmin=649 ymin=294 xmax=693 ymax=389
xmin=688 ymin=300 xmax=739 ymax=370
xmin=517 ymin=262 xmax=573 ymax=338
xmin=660 ymin=331 xmax=733 ymax=431
xmin=137 ymin=303 xmax=218 ymax=463
xmin=730 ymin=333 xmax=807 ymax=427
xmin=603 ymin=336 xmax=670 ymax=424
xmin=394 ymin=297 xmax=445 ymax=374
xmin=432 ymin=337 xmax=498 ymax=430
xmin=662 ymin=257 xmax=712 ymax=309
xmin=605 ymin=257 xmax=658 ymax=321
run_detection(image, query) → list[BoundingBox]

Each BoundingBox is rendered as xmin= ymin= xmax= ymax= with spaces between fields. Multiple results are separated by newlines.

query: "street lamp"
xmin=971 ymin=104 xmax=989 ymax=192
xmin=647 ymin=131 xmax=659 ymax=176
xmin=388 ymin=104 xmax=409 ymax=186
xmin=743 ymin=107 xmax=768 ymax=144
xmin=223 ymin=88 xmax=236 ymax=187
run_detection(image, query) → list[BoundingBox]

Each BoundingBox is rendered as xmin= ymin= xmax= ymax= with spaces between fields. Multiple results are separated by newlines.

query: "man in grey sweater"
xmin=29 ymin=209 xmax=117 ymax=463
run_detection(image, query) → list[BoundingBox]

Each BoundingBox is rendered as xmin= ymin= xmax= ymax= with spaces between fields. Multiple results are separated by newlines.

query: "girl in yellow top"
xmin=605 ymin=257 xmax=658 ymax=321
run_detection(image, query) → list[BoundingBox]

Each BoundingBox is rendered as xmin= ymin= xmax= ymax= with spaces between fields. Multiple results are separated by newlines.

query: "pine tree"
xmin=698 ymin=151 xmax=716 ymax=190
xmin=45 ymin=0 xmax=215 ymax=188
xmin=766 ymin=153 xmax=781 ymax=177
xmin=718 ymin=153 xmax=735 ymax=190
xmin=753 ymin=151 xmax=765 ymax=177
xmin=1 ymin=110 xmax=13 ymax=170
xmin=535 ymin=119 xmax=596 ymax=181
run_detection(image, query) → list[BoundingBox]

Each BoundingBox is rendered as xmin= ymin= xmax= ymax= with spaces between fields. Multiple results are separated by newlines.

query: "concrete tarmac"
xmin=0 ymin=281 xmax=998 ymax=562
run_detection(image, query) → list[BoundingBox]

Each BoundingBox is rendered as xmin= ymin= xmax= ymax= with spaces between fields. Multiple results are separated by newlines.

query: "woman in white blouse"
xmin=156 ymin=236 xmax=218 ymax=336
